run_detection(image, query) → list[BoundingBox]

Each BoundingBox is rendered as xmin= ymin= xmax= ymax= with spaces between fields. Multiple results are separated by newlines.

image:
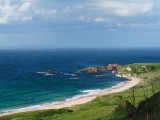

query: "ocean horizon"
xmin=1 ymin=48 xmax=160 ymax=113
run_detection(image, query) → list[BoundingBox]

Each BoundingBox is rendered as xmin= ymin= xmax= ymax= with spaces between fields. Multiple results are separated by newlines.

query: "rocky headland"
xmin=37 ymin=64 xmax=122 ymax=76
xmin=76 ymin=64 xmax=122 ymax=74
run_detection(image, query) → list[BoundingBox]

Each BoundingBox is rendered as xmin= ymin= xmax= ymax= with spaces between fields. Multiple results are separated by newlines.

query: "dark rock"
xmin=97 ymin=66 xmax=108 ymax=71
xmin=107 ymin=64 xmax=122 ymax=73
xmin=46 ymin=70 xmax=58 ymax=74
xmin=76 ymin=67 xmax=99 ymax=73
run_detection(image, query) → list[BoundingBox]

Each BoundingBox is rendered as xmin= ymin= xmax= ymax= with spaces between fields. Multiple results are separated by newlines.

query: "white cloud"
xmin=90 ymin=0 xmax=153 ymax=16
xmin=35 ymin=8 xmax=57 ymax=19
xmin=0 ymin=0 xmax=36 ymax=24
xmin=77 ymin=15 xmax=94 ymax=22
xmin=0 ymin=0 xmax=156 ymax=26
xmin=0 ymin=0 xmax=61 ymax=25
xmin=0 ymin=1 xmax=16 ymax=24
xmin=77 ymin=16 xmax=106 ymax=24
xmin=19 ymin=2 xmax=32 ymax=12
xmin=93 ymin=17 xmax=104 ymax=23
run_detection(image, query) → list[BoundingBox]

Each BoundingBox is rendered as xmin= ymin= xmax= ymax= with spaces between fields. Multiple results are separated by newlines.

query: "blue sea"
xmin=0 ymin=48 xmax=160 ymax=113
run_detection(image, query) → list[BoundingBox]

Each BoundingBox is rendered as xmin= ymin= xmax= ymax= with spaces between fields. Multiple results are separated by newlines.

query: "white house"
xmin=126 ymin=67 xmax=132 ymax=71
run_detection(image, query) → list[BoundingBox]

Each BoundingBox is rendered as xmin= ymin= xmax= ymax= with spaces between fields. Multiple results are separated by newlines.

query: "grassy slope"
xmin=135 ymin=91 xmax=160 ymax=120
xmin=1 ymin=63 xmax=160 ymax=120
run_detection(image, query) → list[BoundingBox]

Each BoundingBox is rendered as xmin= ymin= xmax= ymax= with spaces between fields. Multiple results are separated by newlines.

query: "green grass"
xmin=1 ymin=63 xmax=160 ymax=120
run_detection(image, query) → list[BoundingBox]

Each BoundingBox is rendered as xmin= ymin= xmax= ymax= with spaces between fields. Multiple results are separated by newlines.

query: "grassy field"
xmin=1 ymin=63 xmax=160 ymax=120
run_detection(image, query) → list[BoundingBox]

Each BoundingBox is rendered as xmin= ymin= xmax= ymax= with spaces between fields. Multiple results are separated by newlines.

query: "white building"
xmin=126 ymin=67 xmax=132 ymax=71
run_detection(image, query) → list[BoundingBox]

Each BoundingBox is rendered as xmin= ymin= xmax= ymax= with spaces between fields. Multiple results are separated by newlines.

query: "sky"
xmin=0 ymin=0 xmax=160 ymax=49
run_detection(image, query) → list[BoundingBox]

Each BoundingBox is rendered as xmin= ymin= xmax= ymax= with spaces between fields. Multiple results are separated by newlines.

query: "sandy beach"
xmin=0 ymin=76 xmax=141 ymax=116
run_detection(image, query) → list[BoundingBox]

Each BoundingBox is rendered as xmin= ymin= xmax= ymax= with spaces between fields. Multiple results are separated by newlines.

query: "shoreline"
xmin=0 ymin=76 xmax=141 ymax=117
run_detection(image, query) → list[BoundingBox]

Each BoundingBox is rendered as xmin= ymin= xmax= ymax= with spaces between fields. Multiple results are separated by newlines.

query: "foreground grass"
xmin=1 ymin=63 xmax=160 ymax=120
